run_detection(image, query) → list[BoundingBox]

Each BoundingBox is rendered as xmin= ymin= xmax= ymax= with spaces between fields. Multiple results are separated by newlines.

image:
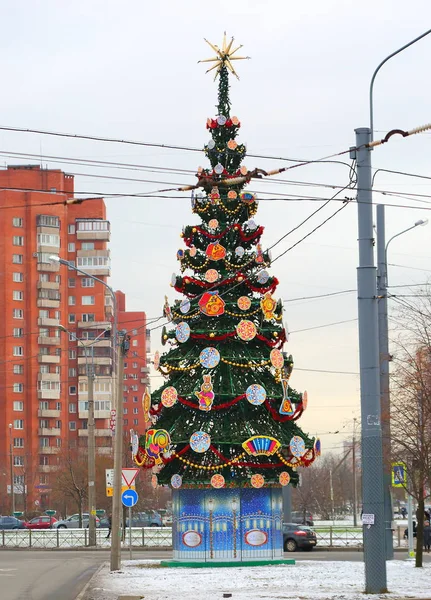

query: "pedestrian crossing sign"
xmin=392 ymin=462 xmax=406 ymax=487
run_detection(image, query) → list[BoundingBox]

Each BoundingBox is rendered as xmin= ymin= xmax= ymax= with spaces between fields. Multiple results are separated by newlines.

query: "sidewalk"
xmin=82 ymin=559 xmax=431 ymax=600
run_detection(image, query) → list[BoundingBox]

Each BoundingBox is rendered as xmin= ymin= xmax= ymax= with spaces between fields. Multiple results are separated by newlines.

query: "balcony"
xmin=76 ymin=221 xmax=110 ymax=241
xmin=37 ymin=389 xmax=61 ymax=400
xmin=141 ymin=377 xmax=150 ymax=385
xmin=96 ymin=447 xmax=112 ymax=455
xmin=79 ymin=338 xmax=111 ymax=348
xmin=39 ymin=447 xmax=60 ymax=454
xmin=37 ymin=262 xmax=60 ymax=272
xmin=78 ymin=409 xmax=111 ymax=419
xmin=38 ymin=336 xmax=61 ymax=346
xmin=78 ymin=356 xmax=111 ymax=366
xmin=141 ymin=366 xmax=150 ymax=374
xmin=38 ymin=354 xmax=60 ymax=364
xmin=37 ymin=373 xmax=60 ymax=382
xmin=37 ymin=281 xmax=60 ymax=291
xmin=38 ymin=427 xmax=61 ymax=436
xmin=77 ymin=320 xmax=111 ymax=329
xmin=38 ymin=465 xmax=58 ymax=473
xmin=37 ymin=298 xmax=60 ymax=308
xmin=78 ymin=429 xmax=112 ymax=437
xmin=38 ymin=409 xmax=61 ymax=418
xmin=38 ymin=317 xmax=60 ymax=327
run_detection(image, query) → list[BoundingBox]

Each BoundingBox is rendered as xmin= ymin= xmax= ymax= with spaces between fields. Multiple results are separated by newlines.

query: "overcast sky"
xmin=1 ymin=0 xmax=431 ymax=454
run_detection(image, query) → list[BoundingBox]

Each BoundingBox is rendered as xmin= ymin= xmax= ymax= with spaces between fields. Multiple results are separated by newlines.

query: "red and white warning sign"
xmin=122 ymin=468 xmax=140 ymax=488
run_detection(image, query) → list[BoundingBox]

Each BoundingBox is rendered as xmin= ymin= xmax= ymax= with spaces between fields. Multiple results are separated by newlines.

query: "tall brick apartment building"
xmin=0 ymin=165 xmax=149 ymax=512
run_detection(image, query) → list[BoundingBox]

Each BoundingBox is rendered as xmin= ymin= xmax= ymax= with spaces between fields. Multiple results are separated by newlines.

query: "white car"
xmin=52 ymin=513 xmax=100 ymax=529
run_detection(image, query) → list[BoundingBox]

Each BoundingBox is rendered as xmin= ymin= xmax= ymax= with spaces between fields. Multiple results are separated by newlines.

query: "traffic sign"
xmin=45 ymin=510 xmax=56 ymax=516
xmin=122 ymin=468 xmax=140 ymax=488
xmin=105 ymin=468 xmax=138 ymax=496
xmin=392 ymin=462 xmax=407 ymax=487
xmin=122 ymin=489 xmax=138 ymax=507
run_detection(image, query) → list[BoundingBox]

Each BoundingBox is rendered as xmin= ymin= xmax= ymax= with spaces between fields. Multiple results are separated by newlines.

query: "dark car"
xmin=0 ymin=516 xmax=26 ymax=530
xmin=126 ymin=511 xmax=162 ymax=527
xmin=291 ymin=511 xmax=314 ymax=526
xmin=283 ymin=522 xmax=317 ymax=552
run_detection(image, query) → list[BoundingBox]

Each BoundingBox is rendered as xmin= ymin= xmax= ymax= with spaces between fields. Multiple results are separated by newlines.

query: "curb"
xmin=74 ymin=561 xmax=106 ymax=600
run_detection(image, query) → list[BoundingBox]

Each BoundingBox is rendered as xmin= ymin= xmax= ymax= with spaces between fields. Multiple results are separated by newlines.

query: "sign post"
xmin=121 ymin=489 xmax=138 ymax=561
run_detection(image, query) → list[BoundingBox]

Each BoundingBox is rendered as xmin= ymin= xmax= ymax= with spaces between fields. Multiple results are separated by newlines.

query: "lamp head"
xmin=58 ymin=324 xmax=67 ymax=333
xmin=415 ymin=219 xmax=428 ymax=227
xmin=49 ymin=255 xmax=60 ymax=263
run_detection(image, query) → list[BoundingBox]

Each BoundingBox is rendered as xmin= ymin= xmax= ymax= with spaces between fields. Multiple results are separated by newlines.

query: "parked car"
xmin=0 ymin=516 xmax=26 ymax=530
xmin=291 ymin=511 xmax=314 ymax=526
xmin=52 ymin=513 xmax=100 ymax=529
xmin=25 ymin=516 xmax=57 ymax=529
xmin=283 ymin=523 xmax=317 ymax=552
xmin=125 ymin=511 xmax=162 ymax=527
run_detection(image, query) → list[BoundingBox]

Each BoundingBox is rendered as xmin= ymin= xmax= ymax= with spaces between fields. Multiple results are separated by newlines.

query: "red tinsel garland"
xmin=174 ymin=275 xmax=279 ymax=297
xmin=189 ymin=329 xmax=285 ymax=348
xmin=264 ymin=398 xmax=304 ymax=422
xmin=183 ymin=225 xmax=264 ymax=247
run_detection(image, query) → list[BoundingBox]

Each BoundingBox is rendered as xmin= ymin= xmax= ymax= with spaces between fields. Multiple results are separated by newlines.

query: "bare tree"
xmin=50 ymin=449 xmax=88 ymax=525
xmin=390 ymin=288 xmax=431 ymax=568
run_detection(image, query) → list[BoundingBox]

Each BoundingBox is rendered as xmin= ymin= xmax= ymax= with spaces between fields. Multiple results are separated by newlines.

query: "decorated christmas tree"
xmin=136 ymin=35 xmax=319 ymax=563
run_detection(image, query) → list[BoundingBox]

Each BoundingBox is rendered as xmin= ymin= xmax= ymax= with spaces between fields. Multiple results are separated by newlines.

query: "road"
xmin=1 ymin=548 xmax=430 ymax=600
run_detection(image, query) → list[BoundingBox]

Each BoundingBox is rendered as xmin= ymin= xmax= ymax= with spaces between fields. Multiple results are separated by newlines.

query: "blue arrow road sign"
xmin=121 ymin=489 xmax=138 ymax=507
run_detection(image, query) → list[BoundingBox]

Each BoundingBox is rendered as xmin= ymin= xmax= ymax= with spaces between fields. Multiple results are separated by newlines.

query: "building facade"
xmin=0 ymin=165 xmax=148 ymax=513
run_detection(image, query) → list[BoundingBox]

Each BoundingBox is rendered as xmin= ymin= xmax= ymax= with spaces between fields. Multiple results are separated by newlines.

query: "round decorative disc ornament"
xmin=302 ymin=390 xmax=308 ymax=410
xmin=171 ymin=474 xmax=182 ymax=489
xmin=257 ymin=270 xmax=269 ymax=284
xmin=161 ymin=386 xmax=178 ymax=408
xmin=216 ymin=114 xmax=227 ymax=125
xmin=199 ymin=347 xmax=220 ymax=369
xmin=190 ymin=431 xmax=211 ymax=453
xmin=239 ymin=191 xmax=256 ymax=204
xmin=236 ymin=320 xmax=257 ymax=341
xmin=235 ymin=246 xmax=245 ymax=258
xmin=290 ymin=436 xmax=305 ymax=458
xmin=245 ymin=219 xmax=257 ymax=230
xmin=251 ymin=474 xmax=265 ymax=488
xmin=153 ymin=350 xmax=160 ymax=370
xmin=180 ymin=299 xmax=190 ymax=314
xmin=176 ymin=322 xmax=191 ymax=343
xmin=240 ymin=165 xmax=248 ymax=175
xmin=214 ymin=163 xmax=224 ymax=174
xmin=237 ymin=296 xmax=251 ymax=311
xmin=211 ymin=474 xmax=225 ymax=489
xmin=227 ymin=139 xmax=237 ymax=150
xmin=189 ymin=246 xmax=197 ymax=257
xmin=207 ymin=139 xmax=215 ymax=149
xmin=208 ymin=218 xmax=219 ymax=230
xmin=231 ymin=116 xmax=240 ymax=125
xmin=177 ymin=249 xmax=184 ymax=260
xmin=227 ymin=190 xmax=237 ymax=199
xmin=270 ymin=348 xmax=284 ymax=369
xmin=205 ymin=269 xmax=219 ymax=283
xmin=279 ymin=472 xmax=291 ymax=486
xmin=246 ymin=384 xmax=267 ymax=406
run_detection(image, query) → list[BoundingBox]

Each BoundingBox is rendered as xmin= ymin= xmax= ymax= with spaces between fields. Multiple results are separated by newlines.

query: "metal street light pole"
xmin=9 ymin=424 xmax=15 ymax=514
xmin=49 ymin=256 xmax=122 ymax=568
xmin=352 ymin=128 xmax=387 ymax=593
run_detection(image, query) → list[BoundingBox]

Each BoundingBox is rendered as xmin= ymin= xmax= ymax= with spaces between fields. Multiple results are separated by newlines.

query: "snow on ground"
xmin=88 ymin=559 xmax=431 ymax=600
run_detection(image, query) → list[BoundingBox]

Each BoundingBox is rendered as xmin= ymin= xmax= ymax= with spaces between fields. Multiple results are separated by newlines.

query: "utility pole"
xmin=376 ymin=204 xmax=394 ymax=560
xmin=110 ymin=332 xmax=127 ymax=571
xmin=352 ymin=418 xmax=357 ymax=527
xmin=352 ymin=128 xmax=387 ymax=593
xmin=87 ymin=354 xmax=96 ymax=547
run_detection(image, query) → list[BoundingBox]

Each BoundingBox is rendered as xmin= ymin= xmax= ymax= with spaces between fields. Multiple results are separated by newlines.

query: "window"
xmin=39 ymin=309 xmax=49 ymax=318
xmin=39 ymin=401 xmax=49 ymax=410
xmin=38 ymin=381 xmax=60 ymax=391
xmin=81 ymin=313 xmax=95 ymax=322
xmin=69 ymin=403 xmax=77 ymax=413
xmin=14 ymin=438 xmax=24 ymax=448
xmin=13 ymin=346 xmax=24 ymax=356
xmin=123 ymin=396 xmax=127 ymax=402
xmin=81 ymin=242 xmax=95 ymax=250
xmin=38 ymin=252 xmax=57 ymax=264
xmin=13 ymin=383 xmax=24 ymax=393
xmin=69 ymin=349 xmax=76 ymax=359
xmin=14 ymin=456 xmax=24 ymax=466
xmin=81 ymin=278 xmax=94 ymax=288
xmin=77 ymin=256 xmax=110 ymax=268
xmin=68 ymin=242 xmax=75 ymax=252
xmin=13 ymin=290 xmax=23 ymax=301
xmin=69 ymin=422 xmax=76 ymax=431
xmin=39 ymin=474 xmax=48 ymax=485
xmin=14 ymin=419 xmax=24 ymax=429
xmin=132 ymin=362 xmax=138 ymax=369
xmin=68 ymin=224 xmax=75 ymax=234
xmin=69 ymin=368 xmax=77 ymax=377
xmin=68 ymin=296 xmax=76 ymax=306
xmin=68 ymin=278 xmax=75 ymax=288
xmin=133 ymin=419 xmax=139 ymax=426
xmin=40 ymin=438 xmax=49 ymax=448
xmin=39 ymin=273 xmax=49 ymax=283
xmin=124 ymin=363 xmax=128 ymax=369
xmin=13 ymin=365 xmax=23 ymax=375
xmin=67 ymin=260 xmax=75 ymax=270
xmin=55 ymin=274 xmax=60 ymax=283
xmin=131 ymin=385 xmax=138 ymax=391
xmin=13 ymin=328 xmax=24 ymax=338
xmin=12 ymin=254 xmax=23 ymax=264
xmin=55 ymin=420 xmax=61 ymax=429
xmin=39 ymin=456 xmax=49 ymax=466
xmin=40 ymin=419 xmax=49 ymax=428
xmin=69 ymin=385 xmax=77 ymax=395
xmin=133 ymin=407 xmax=139 ymax=414
xmin=56 ymin=402 xmax=61 ymax=410
xmin=39 ymin=365 xmax=49 ymax=374
xmin=76 ymin=220 xmax=109 ymax=231
xmin=37 ymin=215 xmax=59 ymax=227
xmin=13 ymin=236 xmax=24 ymax=246
xmin=124 ymin=419 xmax=128 ymax=426
xmin=68 ymin=314 xmax=76 ymax=324
xmin=132 ymin=339 xmax=138 ymax=347
xmin=14 ymin=475 xmax=25 ymax=485
xmin=133 ymin=396 xmax=138 ymax=403
xmin=13 ymin=401 xmax=24 ymax=411
xmin=12 ymin=217 xmax=23 ymax=227
xmin=123 ymin=408 xmax=128 ymax=415
xmin=82 ymin=296 xmax=95 ymax=305
xmin=13 ymin=309 xmax=23 ymax=319
xmin=37 ymin=233 xmax=60 ymax=247
xmin=13 ymin=272 xmax=24 ymax=282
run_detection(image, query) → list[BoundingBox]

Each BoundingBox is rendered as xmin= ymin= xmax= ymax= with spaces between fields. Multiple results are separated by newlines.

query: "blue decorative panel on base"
xmin=172 ymin=487 xmax=283 ymax=562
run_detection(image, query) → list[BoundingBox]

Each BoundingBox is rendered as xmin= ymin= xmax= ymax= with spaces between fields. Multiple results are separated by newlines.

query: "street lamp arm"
xmin=369 ymin=28 xmax=431 ymax=141
xmin=384 ymin=220 xmax=428 ymax=286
